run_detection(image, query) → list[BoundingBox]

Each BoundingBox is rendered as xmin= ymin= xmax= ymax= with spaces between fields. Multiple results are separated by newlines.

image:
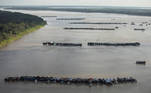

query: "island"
xmin=0 ymin=10 xmax=47 ymax=48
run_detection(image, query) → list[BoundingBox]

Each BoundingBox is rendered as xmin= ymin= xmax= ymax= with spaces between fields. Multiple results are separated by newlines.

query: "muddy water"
xmin=0 ymin=10 xmax=151 ymax=93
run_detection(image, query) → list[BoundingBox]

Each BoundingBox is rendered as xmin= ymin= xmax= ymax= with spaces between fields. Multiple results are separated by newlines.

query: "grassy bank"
xmin=0 ymin=25 xmax=45 ymax=49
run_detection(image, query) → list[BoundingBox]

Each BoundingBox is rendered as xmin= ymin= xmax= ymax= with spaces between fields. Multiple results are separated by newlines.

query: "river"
xmin=0 ymin=9 xmax=151 ymax=93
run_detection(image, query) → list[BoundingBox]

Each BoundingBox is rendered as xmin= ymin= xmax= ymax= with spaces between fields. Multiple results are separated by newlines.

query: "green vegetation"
xmin=0 ymin=10 xmax=46 ymax=48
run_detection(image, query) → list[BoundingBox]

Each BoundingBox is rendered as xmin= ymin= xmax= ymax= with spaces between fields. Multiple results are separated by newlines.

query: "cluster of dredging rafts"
xmin=43 ymin=41 xmax=140 ymax=47
xmin=43 ymin=41 xmax=82 ymax=47
xmin=4 ymin=76 xmax=137 ymax=86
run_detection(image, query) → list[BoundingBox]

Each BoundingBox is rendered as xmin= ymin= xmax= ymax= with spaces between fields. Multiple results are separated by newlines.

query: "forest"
xmin=0 ymin=10 xmax=46 ymax=48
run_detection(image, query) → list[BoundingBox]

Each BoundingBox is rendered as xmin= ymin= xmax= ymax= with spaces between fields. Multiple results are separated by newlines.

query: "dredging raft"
xmin=136 ymin=61 xmax=146 ymax=65
xmin=4 ymin=76 xmax=137 ymax=86
xmin=88 ymin=42 xmax=140 ymax=46
xmin=43 ymin=41 xmax=140 ymax=47
xmin=43 ymin=41 xmax=82 ymax=47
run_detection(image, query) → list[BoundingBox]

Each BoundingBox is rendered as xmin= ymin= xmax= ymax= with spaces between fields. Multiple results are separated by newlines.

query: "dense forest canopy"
xmin=0 ymin=10 xmax=46 ymax=43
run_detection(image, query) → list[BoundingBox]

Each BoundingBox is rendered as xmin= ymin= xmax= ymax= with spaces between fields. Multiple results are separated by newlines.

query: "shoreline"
xmin=0 ymin=25 xmax=45 ymax=49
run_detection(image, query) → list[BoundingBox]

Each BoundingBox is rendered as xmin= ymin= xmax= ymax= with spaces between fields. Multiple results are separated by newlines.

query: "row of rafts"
xmin=43 ymin=41 xmax=140 ymax=47
xmin=43 ymin=41 xmax=145 ymax=65
xmin=4 ymin=76 xmax=137 ymax=86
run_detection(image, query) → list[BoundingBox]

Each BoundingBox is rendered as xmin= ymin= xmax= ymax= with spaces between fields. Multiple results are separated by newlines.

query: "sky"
xmin=0 ymin=0 xmax=151 ymax=7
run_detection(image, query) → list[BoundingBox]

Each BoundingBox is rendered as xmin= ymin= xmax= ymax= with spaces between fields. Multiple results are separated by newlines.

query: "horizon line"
xmin=0 ymin=5 xmax=151 ymax=8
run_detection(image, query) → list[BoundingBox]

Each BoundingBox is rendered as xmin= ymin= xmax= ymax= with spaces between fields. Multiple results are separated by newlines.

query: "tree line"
xmin=0 ymin=10 xmax=46 ymax=43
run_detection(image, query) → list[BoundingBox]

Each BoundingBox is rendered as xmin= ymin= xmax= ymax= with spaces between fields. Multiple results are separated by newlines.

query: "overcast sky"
xmin=0 ymin=0 xmax=151 ymax=7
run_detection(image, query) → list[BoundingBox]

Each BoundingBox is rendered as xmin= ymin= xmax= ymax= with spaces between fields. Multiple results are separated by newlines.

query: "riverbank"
xmin=0 ymin=25 xmax=45 ymax=49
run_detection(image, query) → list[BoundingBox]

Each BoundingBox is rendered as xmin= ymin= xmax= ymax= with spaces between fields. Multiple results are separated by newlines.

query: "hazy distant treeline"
xmin=0 ymin=10 xmax=46 ymax=43
xmin=5 ymin=6 xmax=151 ymax=16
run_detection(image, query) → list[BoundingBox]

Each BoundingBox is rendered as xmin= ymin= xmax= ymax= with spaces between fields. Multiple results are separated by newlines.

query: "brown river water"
xmin=0 ymin=9 xmax=151 ymax=93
